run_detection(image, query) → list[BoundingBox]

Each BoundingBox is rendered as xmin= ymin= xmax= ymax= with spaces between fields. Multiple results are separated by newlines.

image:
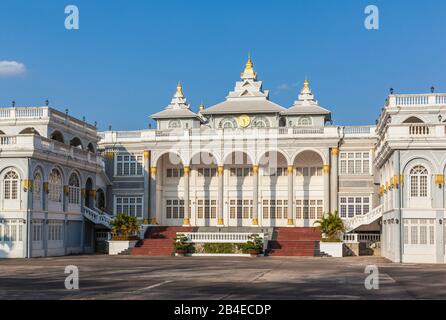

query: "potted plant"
xmin=314 ymin=212 xmax=345 ymax=257
xmin=173 ymin=234 xmax=193 ymax=256
xmin=240 ymin=234 xmax=264 ymax=257
xmin=108 ymin=213 xmax=140 ymax=255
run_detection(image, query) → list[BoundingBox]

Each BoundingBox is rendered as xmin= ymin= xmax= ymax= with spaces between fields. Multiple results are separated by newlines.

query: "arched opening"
xmin=157 ymin=152 xmax=185 ymax=225
xmin=50 ymin=131 xmax=65 ymax=144
xmin=2 ymin=168 xmax=21 ymax=211
xmin=259 ymin=151 xmax=289 ymax=226
xmin=408 ymin=165 xmax=430 ymax=209
xmin=403 ymin=116 xmax=424 ymax=124
xmin=19 ymin=127 xmax=40 ymax=135
xmin=224 ymin=151 xmax=254 ymax=227
xmin=85 ymin=178 xmax=94 ymax=209
xmin=33 ymin=170 xmax=43 ymax=211
xmin=48 ymin=168 xmax=63 ymax=209
xmin=68 ymin=173 xmax=81 ymax=207
xmin=87 ymin=143 xmax=95 ymax=153
xmin=190 ymin=152 xmax=219 ymax=227
xmin=96 ymin=188 xmax=106 ymax=212
xmin=70 ymin=137 xmax=83 ymax=149
xmin=293 ymin=150 xmax=324 ymax=226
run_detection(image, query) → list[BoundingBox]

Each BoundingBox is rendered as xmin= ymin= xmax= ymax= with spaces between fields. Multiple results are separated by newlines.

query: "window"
xmin=32 ymin=220 xmax=43 ymax=242
xmin=68 ymin=173 xmax=80 ymax=205
xmin=197 ymin=168 xmax=217 ymax=177
xmin=116 ymin=154 xmax=143 ymax=176
xmin=229 ymin=199 xmax=253 ymax=219
xmin=252 ymin=117 xmax=270 ymax=128
xmin=48 ymin=220 xmax=64 ymax=241
xmin=166 ymin=199 xmax=186 ymax=219
xmin=3 ymin=169 xmax=19 ymax=200
xmin=298 ymin=117 xmax=313 ymax=126
xmin=262 ymin=199 xmax=288 ymax=219
xmin=49 ymin=169 xmax=62 ymax=203
xmin=166 ymin=168 xmax=184 ymax=178
xmin=295 ymin=167 xmax=323 ymax=177
xmin=168 ymin=120 xmax=181 ymax=129
xmin=339 ymin=152 xmax=370 ymax=175
xmin=196 ymin=199 xmax=217 ymax=219
xmin=115 ymin=196 xmax=143 ymax=218
xmin=219 ymin=118 xmax=237 ymax=129
xmin=403 ymin=219 xmax=435 ymax=245
xmin=410 ymin=165 xmax=429 ymax=197
xmin=296 ymin=199 xmax=323 ymax=219
xmin=339 ymin=196 xmax=370 ymax=218
xmin=0 ymin=219 xmax=23 ymax=242
xmin=229 ymin=167 xmax=253 ymax=177
xmin=33 ymin=171 xmax=42 ymax=206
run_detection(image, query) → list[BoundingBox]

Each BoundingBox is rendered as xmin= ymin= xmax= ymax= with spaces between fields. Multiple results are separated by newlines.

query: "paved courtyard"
xmin=0 ymin=255 xmax=445 ymax=300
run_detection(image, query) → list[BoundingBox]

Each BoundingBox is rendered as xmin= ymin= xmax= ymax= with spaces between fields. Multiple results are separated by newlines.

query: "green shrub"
xmin=203 ymin=243 xmax=236 ymax=254
xmin=238 ymin=234 xmax=264 ymax=254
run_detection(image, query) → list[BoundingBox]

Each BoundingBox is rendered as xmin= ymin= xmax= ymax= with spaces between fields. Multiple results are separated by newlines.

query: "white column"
xmin=217 ymin=166 xmax=224 ymax=226
xmin=287 ymin=165 xmax=294 ymax=225
xmin=183 ymin=166 xmax=191 ymax=226
xmin=252 ymin=165 xmax=259 ymax=226
xmin=330 ymin=148 xmax=339 ymax=212
xmin=323 ymin=164 xmax=330 ymax=214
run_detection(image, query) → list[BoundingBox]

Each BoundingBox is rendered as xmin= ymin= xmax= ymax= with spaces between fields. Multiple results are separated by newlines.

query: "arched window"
xmin=49 ymin=169 xmax=63 ymax=203
xmin=70 ymin=137 xmax=83 ymax=149
xmin=68 ymin=173 xmax=80 ymax=205
xmin=19 ymin=128 xmax=40 ymax=135
xmin=219 ymin=118 xmax=236 ymax=129
xmin=252 ymin=117 xmax=270 ymax=128
xmin=3 ymin=169 xmax=19 ymax=200
xmin=410 ymin=165 xmax=429 ymax=198
xmin=298 ymin=116 xmax=313 ymax=126
xmin=50 ymin=131 xmax=65 ymax=144
xmin=33 ymin=171 xmax=42 ymax=205
xmin=168 ymin=120 xmax=181 ymax=129
xmin=87 ymin=143 xmax=95 ymax=153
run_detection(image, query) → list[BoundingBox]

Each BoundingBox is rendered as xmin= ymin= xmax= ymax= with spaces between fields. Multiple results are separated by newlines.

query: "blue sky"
xmin=1 ymin=0 xmax=445 ymax=130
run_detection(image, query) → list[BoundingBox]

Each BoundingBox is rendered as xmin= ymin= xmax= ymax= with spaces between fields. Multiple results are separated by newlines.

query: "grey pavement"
xmin=0 ymin=255 xmax=445 ymax=300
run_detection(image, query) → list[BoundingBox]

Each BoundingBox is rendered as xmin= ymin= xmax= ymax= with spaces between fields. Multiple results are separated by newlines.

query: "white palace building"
xmin=1 ymin=57 xmax=446 ymax=263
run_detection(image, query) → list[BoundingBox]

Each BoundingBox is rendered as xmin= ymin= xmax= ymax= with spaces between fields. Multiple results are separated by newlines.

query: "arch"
xmin=402 ymin=116 xmax=424 ymax=124
xmin=33 ymin=168 xmax=43 ymax=210
xmin=19 ymin=127 xmax=40 ymax=135
xmin=219 ymin=118 xmax=237 ymax=129
xmin=298 ymin=116 xmax=313 ymax=127
xmin=87 ymin=143 xmax=95 ymax=153
xmin=48 ymin=168 xmax=63 ymax=203
xmin=85 ymin=177 xmax=94 ymax=209
xmin=223 ymin=150 xmax=254 ymax=166
xmin=402 ymin=156 xmax=435 ymax=175
xmin=50 ymin=130 xmax=65 ymax=144
xmin=257 ymin=149 xmax=291 ymax=167
xmin=168 ymin=120 xmax=182 ymax=129
xmin=258 ymin=150 xmax=289 ymax=176
xmin=153 ymin=150 xmax=186 ymax=167
xmin=96 ymin=188 xmax=106 ymax=211
xmin=291 ymin=149 xmax=327 ymax=166
xmin=68 ymin=172 xmax=81 ymax=205
xmin=189 ymin=150 xmax=221 ymax=167
xmin=252 ymin=117 xmax=271 ymax=128
xmin=70 ymin=137 xmax=83 ymax=149
xmin=2 ymin=168 xmax=20 ymax=200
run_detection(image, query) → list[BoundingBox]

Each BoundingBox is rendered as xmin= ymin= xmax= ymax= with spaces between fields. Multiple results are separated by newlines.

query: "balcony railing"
xmin=0 ymin=134 xmax=101 ymax=166
xmin=389 ymin=93 xmax=446 ymax=107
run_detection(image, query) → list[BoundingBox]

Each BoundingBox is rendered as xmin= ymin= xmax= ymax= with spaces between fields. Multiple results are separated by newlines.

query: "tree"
xmin=314 ymin=212 xmax=345 ymax=242
xmin=111 ymin=213 xmax=139 ymax=239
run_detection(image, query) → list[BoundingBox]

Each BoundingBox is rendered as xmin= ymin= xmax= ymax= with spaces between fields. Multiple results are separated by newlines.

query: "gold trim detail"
xmin=150 ymin=167 xmax=157 ymax=177
xmin=183 ymin=218 xmax=191 ymax=226
xmin=323 ymin=165 xmax=330 ymax=174
xmin=63 ymin=185 xmax=69 ymax=195
xmin=252 ymin=165 xmax=259 ymax=175
xmin=287 ymin=165 xmax=294 ymax=174
xmin=394 ymin=175 xmax=399 ymax=187
xmin=218 ymin=166 xmax=224 ymax=176
xmin=43 ymin=182 xmax=49 ymax=194
xmin=217 ymin=218 xmax=224 ymax=225
xmin=143 ymin=150 xmax=150 ymax=160
xmin=23 ymin=179 xmax=33 ymax=192
xmin=331 ymin=148 xmax=339 ymax=156
xmin=105 ymin=151 xmax=114 ymax=160
xmin=184 ymin=166 xmax=190 ymax=176
xmin=287 ymin=219 xmax=294 ymax=226
xmin=435 ymin=174 xmax=444 ymax=187
xmin=252 ymin=218 xmax=259 ymax=226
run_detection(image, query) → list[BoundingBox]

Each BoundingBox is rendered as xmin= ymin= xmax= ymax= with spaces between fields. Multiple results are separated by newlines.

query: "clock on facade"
xmin=237 ymin=115 xmax=251 ymax=128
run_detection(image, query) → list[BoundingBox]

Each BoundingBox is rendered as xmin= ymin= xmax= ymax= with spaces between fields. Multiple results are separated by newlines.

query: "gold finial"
xmin=176 ymin=82 xmax=183 ymax=95
xmin=242 ymin=52 xmax=256 ymax=78
xmin=303 ymin=79 xmax=310 ymax=90
xmin=199 ymin=101 xmax=205 ymax=112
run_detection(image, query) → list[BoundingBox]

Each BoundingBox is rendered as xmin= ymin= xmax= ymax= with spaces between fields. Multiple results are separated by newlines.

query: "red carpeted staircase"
xmin=131 ymin=226 xmax=194 ymax=256
xmin=267 ymin=227 xmax=321 ymax=257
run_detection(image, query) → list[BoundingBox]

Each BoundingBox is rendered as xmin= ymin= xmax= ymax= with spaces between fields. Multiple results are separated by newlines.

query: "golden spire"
xmin=241 ymin=53 xmax=256 ymax=79
xmin=199 ymin=101 xmax=205 ymax=112
xmin=304 ymin=78 xmax=310 ymax=90
xmin=176 ymin=81 xmax=183 ymax=96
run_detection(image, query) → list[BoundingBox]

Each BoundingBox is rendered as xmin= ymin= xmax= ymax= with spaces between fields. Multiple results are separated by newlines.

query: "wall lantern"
xmin=395 ymin=219 xmax=399 ymax=224
xmin=438 ymin=115 xmax=443 ymax=123
xmin=440 ymin=219 xmax=443 ymax=225
xmin=435 ymin=174 xmax=444 ymax=188
xmin=394 ymin=175 xmax=400 ymax=188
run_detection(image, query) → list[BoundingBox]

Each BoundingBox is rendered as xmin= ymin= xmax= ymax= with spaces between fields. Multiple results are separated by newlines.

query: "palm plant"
xmin=314 ymin=212 xmax=345 ymax=242
xmin=111 ymin=213 xmax=139 ymax=240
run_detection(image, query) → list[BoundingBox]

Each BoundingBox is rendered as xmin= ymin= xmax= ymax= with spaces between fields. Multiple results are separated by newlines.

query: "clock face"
xmin=237 ymin=115 xmax=251 ymax=128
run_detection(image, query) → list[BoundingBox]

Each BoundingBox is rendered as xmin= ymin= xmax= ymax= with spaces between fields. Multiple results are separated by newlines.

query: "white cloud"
xmin=275 ymin=82 xmax=300 ymax=93
xmin=0 ymin=61 xmax=27 ymax=77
